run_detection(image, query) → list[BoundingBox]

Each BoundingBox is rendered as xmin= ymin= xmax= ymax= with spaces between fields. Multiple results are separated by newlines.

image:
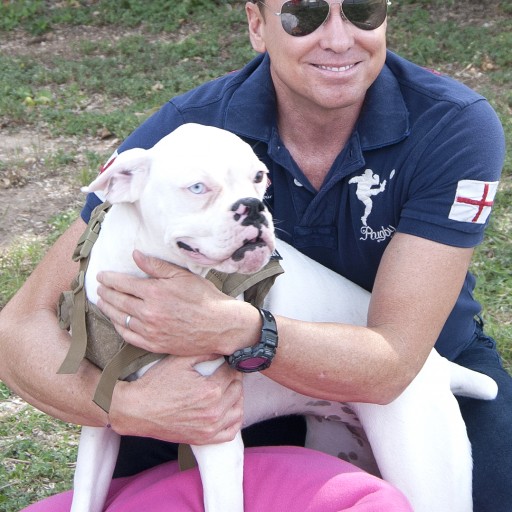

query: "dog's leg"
xmin=192 ymin=357 xmax=244 ymax=512
xmin=352 ymin=350 xmax=473 ymax=512
xmin=71 ymin=426 xmax=121 ymax=512
xmin=191 ymin=434 xmax=245 ymax=512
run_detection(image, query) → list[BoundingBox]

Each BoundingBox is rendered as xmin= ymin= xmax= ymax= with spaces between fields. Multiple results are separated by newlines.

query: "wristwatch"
xmin=226 ymin=308 xmax=278 ymax=372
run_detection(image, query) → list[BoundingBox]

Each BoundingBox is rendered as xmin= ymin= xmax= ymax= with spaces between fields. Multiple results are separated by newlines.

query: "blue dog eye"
xmin=188 ymin=183 xmax=207 ymax=194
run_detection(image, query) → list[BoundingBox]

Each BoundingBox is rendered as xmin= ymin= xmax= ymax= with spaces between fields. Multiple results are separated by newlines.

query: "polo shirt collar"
xmin=225 ymin=51 xmax=410 ymax=150
xmin=225 ymin=53 xmax=277 ymax=142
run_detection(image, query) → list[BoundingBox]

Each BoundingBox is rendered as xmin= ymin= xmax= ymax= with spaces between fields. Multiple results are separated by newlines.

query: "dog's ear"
xmin=82 ymin=148 xmax=151 ymax=203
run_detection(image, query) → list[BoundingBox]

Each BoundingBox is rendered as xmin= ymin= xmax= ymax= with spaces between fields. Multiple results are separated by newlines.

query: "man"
xmin=0 ymin=1 xmax=509 ymax=510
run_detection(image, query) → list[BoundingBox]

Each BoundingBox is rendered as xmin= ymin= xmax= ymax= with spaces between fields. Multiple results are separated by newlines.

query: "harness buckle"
xmin=73 ymin=270 xmax=85 ymax=295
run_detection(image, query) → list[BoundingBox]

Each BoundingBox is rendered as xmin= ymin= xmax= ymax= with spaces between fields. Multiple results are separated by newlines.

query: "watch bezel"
xmin=226 ymin=308 xmax=278 ymax=373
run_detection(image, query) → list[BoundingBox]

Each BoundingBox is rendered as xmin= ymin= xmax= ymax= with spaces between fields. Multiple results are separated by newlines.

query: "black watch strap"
xmin=226 ymin=308 xmax=278 ymax=372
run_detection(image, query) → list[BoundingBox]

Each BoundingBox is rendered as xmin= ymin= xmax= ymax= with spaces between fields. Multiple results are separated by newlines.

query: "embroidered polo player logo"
xmin=349 ymin=168 xmax=396 ymax=243
xmin=349 ymin=168 xmax=387 ymax=226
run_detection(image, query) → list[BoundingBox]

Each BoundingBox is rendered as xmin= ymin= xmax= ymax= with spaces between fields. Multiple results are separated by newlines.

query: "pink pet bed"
xmin=21 ymin=446 xmax=412 ymax=511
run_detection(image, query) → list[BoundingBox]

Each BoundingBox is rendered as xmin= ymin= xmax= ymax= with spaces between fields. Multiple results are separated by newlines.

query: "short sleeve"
xmin=398 ymin=98 xmax=505 ymax=247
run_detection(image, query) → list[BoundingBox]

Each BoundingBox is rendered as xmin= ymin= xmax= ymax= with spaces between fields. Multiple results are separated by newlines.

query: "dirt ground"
xmin=0 ymin=26 xmax=136 ymax=250
xmin=0 ymin=130 xmax=119 ymax=250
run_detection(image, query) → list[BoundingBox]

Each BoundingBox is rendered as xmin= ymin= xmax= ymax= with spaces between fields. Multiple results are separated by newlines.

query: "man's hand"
xmin=96 ymin=249 xmax=255 ymax=356
xmin=109 ymin=354 xmax=244 ymax=445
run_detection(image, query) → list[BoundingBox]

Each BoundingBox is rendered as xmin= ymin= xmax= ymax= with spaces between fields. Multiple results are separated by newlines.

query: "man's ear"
xmin=82 ymin=148 xmax=151 ymax=203
xmin=246 ymin=1 xmax=267 ymax=53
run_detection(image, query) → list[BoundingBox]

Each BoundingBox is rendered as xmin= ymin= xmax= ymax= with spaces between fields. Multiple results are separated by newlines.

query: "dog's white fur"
xmin=68 ymin=123 xmax=497 ymax=512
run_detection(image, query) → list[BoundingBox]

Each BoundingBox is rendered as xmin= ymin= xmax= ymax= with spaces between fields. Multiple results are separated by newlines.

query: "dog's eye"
xmin=254 ymin=171 xmax=265 ymax=184
xmin=188 ymin=183 xmax=207 ymax=194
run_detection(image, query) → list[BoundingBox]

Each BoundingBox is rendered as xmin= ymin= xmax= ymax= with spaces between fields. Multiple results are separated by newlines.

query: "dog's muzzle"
xmin=175 ymin=196 xmax=274 ymax=273
xmin=230 ymin=198 xmax=269 ymax=262
xmin=231 ymin=198 xmax=268 ymax=229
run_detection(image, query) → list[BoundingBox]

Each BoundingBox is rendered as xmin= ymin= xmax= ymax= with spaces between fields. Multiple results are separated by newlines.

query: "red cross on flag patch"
xmin=449 ymin=179 xmax=499 ymax=224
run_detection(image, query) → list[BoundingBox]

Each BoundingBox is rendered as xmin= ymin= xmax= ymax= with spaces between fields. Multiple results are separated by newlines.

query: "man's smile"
xmin=315 ymin=63 xmax=356 ymax=72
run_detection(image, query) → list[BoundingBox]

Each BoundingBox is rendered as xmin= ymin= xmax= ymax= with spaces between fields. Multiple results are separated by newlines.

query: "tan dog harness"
xmin=57 ymin=201 xmax=284 ymax=413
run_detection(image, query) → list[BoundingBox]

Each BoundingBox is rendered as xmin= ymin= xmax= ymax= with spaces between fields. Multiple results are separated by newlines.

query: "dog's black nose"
xmin=231 ymin=197 xmax=268 ymax=228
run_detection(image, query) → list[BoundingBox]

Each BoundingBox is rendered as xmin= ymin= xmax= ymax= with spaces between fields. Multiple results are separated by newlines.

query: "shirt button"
xmin=293 ymin=178 xmax=303 ymax=187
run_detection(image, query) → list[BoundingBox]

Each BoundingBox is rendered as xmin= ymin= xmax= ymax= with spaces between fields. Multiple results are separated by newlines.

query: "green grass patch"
xmin=0 ymin=4 xmax=251 ymax=137
xmin=0 ymin=399 xmax=79 ymax=511
xmin=0 ymin=240 xmax=46 ymax=306
xmin=0 ymin=0 xmax=239 ymax=35
xmin=0 ymin=210 xmax=78 ymax=305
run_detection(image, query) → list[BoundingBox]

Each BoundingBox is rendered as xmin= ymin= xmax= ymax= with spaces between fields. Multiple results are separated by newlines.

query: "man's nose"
xmin=318 ymin=2 xmax=356 ymax=51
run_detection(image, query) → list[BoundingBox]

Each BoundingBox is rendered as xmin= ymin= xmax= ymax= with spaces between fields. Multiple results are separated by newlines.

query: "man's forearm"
xmin=0 ymin=303 xmax=109 ymax=427
xmin=0 ymin=217 xmax=109 ymax=427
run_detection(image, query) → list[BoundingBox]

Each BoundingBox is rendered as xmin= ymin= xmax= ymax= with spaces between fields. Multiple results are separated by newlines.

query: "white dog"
xmin=63 ymin=123 xmax=497 ymax=512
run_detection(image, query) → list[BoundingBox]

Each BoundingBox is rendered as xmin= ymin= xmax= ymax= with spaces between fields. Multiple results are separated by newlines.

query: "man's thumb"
xmin=133 ymin=249 xmax=182 ymax=278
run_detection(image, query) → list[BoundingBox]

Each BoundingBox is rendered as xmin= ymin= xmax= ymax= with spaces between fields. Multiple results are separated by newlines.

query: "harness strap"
xmin=178 ymin=443 xmax=198 ymax=471
xmin=76 ymin=299 xmax=162 ymax=412
xmin=57 ymin=202 xmax=112 ymax=374
xmin=93 ymin=343 xmax=163 ymax=412
xmin=206 ymin=253 xmax=284 ymax=307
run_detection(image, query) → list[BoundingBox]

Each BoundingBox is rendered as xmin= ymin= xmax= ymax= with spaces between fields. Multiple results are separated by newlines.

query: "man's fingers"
xmin=97 ymin=253 xmax=194 ymax=297
xmin=193 ymin=368 xmax=244 ymax=444
xmin=110 ymin=354 xmax=244 ymax=444
xmin=97 ymin=285 xmax=142 ymax=321
xmin=210 ymin=359 xmax=244 ymax=391
xmin=143 ymin=356 xmax=244 ymax=443
xmin=133 ymin=249 xmax=184 ymax=279
xmin=97 ymin=270 xmax=143 ymax=297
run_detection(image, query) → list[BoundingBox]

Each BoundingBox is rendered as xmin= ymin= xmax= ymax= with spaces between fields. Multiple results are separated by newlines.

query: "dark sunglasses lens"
xmin=281 ymin=0 xmax=330 ymax=36
xmin=342 ymin=0 xmax=388 ymax=30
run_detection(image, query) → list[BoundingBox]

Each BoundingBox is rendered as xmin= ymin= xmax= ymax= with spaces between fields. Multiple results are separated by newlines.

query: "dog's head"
xmin=83 ymin=123 xmax=275 ymax=275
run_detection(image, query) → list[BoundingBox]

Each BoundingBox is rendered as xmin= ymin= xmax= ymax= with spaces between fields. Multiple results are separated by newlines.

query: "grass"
xmin=0 ymin=1 xmax=254 ymax=139
xmin=0 ymin=209 xmax=78 ymax=307
xmin=0 ymin=382 xmax=79 ymax=511
xmin=0 ymin=0 xmax=510 ymax=509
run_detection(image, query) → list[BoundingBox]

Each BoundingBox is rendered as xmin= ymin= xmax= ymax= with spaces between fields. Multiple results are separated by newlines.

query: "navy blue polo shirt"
xmin=83 ymin=51 xmax=505 ymax=360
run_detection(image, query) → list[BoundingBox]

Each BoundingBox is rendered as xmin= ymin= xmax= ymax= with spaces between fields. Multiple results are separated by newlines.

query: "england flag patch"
xmin=448 ymin=180 xmax=499 ymax=224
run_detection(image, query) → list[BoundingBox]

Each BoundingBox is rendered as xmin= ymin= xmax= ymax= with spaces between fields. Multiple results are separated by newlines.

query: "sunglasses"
xmin=257 ymin=0 xmax=389 ymax=36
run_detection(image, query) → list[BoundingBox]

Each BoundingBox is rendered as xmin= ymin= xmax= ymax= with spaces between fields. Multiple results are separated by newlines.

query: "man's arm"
xmin=0 ymin=219 xmax=109 ymax=425
xmin=268 ymin=232 xmax=474 ymax=403
xmin=0 ymin=219 xmax=243 ymax=444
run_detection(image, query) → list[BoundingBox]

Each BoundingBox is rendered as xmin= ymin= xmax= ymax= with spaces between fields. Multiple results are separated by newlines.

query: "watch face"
xmin=237 ymin=357 xmax=269 ymax=371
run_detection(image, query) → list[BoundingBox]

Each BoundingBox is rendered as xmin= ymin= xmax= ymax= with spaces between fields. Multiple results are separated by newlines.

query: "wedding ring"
xmin=125 ymin=314 xmax=132 ymax=330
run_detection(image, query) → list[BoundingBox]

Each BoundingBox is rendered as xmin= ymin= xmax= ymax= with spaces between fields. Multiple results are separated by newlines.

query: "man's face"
xmin=246 ymin=1 xmax=387 ymax=114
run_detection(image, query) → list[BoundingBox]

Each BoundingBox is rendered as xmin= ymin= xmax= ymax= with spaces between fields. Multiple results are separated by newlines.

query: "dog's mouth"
xmin=177 ymin=240 xmax=201 ymax=254
xmin=231 ymin=236 xmax=266 ymax=261
xmin=177 ymin=235 xmax=266 ymax=263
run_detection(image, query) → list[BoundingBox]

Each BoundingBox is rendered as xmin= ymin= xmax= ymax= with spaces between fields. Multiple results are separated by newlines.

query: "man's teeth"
xmin=318 ymin=64 xmax=354 ymax=72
